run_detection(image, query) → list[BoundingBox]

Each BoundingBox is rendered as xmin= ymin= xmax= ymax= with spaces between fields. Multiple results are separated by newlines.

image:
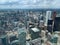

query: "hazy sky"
xmin=0 ymin=0 xmax=60 ymax=9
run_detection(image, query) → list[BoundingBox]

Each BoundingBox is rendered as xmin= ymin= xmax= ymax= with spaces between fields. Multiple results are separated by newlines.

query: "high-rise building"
xmin=0 ymin=35 xmax=8 ymax=45
xmin=18 ymin=27 xmax=26 ymax=45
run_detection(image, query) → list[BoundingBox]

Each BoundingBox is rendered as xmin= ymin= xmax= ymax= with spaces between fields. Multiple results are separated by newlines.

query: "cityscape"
xmin=0 ymin=9 xmax=60 ymax=45
xmin=0 ymin=0 xmax=60 ymax=45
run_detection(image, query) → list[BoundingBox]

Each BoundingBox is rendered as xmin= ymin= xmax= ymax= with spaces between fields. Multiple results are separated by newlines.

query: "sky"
xmin=0 ymin=0 xmax=60 ymax=9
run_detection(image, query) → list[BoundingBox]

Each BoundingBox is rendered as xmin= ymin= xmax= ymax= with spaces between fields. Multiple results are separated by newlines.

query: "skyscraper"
xmin=18 ymin=24 xmax=26 ymax=45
